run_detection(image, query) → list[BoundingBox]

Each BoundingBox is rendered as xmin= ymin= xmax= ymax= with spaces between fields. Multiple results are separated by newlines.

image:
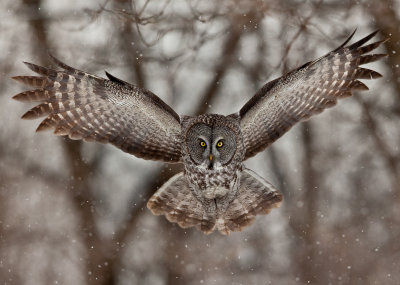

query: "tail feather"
xmin=147 ymin=172 xmax=216 ymax=234
xmin=147 ymin=169 xmax=283 ymax=235
xmin=216 ymin=169 xmax=283 ymax=235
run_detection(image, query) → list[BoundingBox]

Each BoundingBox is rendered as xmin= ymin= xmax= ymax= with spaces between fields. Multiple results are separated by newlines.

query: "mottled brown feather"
xmin=12 ymin=56 xmax=182 ymax=162
xmin=238 ymin=31 xmax=387 ymax=159
xmin=147 ymin=169 xmax=282 ymax=235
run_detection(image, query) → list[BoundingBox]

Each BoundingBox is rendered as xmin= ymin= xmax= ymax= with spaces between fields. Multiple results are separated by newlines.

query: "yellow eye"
xmin=217 ymin=141 xmax=224 ymax=148
xmin=200 ymin=141 xmax=206 ymax=147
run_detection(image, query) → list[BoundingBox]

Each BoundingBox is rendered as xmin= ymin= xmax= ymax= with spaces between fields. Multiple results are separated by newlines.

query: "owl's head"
xmin=182 ymin=114 xmax=243 ymax=170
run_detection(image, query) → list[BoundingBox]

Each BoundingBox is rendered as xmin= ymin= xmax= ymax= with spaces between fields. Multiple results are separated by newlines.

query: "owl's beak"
xmin=207 ymin=154 xmax=214 ymax=170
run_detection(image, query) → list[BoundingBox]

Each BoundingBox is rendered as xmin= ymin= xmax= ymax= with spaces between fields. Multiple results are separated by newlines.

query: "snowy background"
xmin=1 ymin=0 xmax=400 ymax=284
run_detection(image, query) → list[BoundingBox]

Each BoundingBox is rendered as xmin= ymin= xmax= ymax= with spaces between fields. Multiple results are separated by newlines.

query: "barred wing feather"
xmin=13 ymin=56 xmax=182 ymax=162
xmin=239 ymin=31 xmax=387 ymax=159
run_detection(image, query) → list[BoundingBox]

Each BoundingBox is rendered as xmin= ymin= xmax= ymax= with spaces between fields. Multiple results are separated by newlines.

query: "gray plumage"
xmin=239 ymin=30 xmax=387 ymax=158
xmin=12 ymin=31 xmax=386 ymax=234
xmin=13 ymin=56 xmax=182 ymax=162
xmin=147 ymin=169 xmax=282 ymax=234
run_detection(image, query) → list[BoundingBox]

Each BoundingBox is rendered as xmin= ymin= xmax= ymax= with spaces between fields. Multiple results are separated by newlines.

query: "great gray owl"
xmin=13 ymin=31 xmax=386 ymax=234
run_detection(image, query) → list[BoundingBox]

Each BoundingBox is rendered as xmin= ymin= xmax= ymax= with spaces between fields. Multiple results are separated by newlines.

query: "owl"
xmin=12 ymin=31 xmax=386 ymax=234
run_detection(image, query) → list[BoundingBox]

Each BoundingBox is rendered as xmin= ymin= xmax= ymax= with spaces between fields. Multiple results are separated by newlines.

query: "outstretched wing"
xmin=12 ymin=55 xmax=182 ymax=162
xmin=238 ymin=31 xmax=387 ymax=159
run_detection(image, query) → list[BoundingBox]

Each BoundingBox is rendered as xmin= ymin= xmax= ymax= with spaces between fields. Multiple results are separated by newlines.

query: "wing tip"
xmin=332 ymin=28 xmax=357 ymax=53
xmin=352 ymin=80 xmax=369 ymax=91
xmin=347 ymin=30 xmax=381 ymax=50
xmin=21 ymin=110 xmax=36 ymax=120
xmin=23 ymin=61 xmax=37 ymax=71
xmin=36 ymin=124 xmax=49 ymax=132
xmin=105 ymin=71 xmax=128 ymax=85
xmin=371 ymin=71 xmax=383 ymax=79
xmin=11 ymin=76 xmax=23 ymax=83
xmin=12 ymin=93 xmax=26 ymax=102
xmin=48 ymin=53 xmax=75 ymax=71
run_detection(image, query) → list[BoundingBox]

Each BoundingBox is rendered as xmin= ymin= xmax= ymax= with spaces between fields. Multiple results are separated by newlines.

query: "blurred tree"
xmin=1 ymin=0 xmax=399 ymax=284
